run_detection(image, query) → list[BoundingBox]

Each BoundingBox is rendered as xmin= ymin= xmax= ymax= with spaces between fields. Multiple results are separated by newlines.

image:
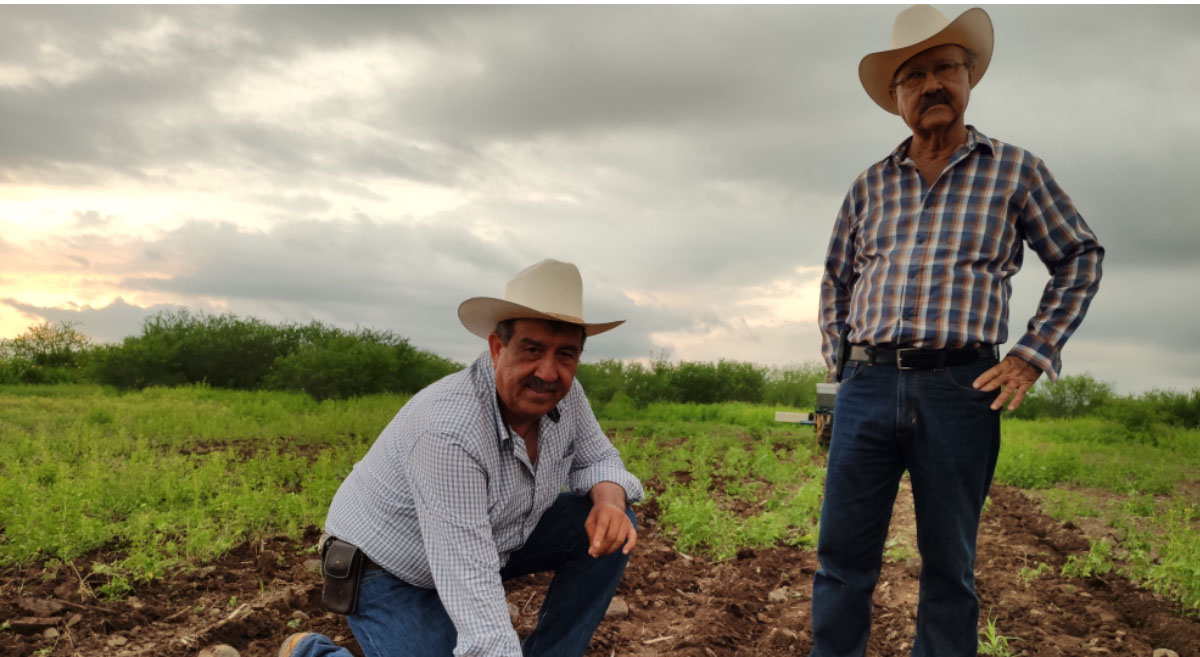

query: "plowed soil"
xmin=3 ymin=483 xmax=1198 ymax=657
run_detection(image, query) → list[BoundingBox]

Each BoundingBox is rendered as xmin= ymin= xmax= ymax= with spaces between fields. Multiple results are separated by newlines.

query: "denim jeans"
xmin=809 ymin=356 xmax=1001 ymax=657
xmin=290 ymin=492 xmax=635 ymax=657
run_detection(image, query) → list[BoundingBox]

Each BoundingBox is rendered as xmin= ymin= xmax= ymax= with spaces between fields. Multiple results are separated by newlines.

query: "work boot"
xmin=278 ymin=632 xmax=312 ymax=657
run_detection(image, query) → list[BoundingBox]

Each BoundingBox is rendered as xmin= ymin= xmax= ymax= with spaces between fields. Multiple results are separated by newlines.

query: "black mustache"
xmin=525 ymin=377 xmax=561 ymax=394
xmin=920 ymin=90 xmax=952 ymax=113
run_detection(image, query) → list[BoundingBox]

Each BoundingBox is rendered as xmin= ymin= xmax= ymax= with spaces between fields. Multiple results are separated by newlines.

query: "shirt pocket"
xmin=544 ymin=440 xmax=575 ymax=496
xmin=487 ymin=462 xmax=534 ymax=552
xmin=950 ymin=193 xmax=1021 ymax=267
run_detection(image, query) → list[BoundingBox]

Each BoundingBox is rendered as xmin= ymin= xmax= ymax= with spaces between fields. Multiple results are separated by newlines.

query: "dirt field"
xmin=3 ymin=483 xmax=1198 ymax=657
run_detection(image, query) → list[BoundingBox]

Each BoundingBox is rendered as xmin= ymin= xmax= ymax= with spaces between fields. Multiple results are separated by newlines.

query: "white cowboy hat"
xmin=458 ymin=258 xmax=624 ymax=339
xmin=859 ymin=5 xmax=994 ymax=115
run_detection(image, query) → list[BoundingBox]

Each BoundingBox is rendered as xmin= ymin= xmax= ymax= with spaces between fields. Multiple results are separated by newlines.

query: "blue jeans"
xmin=809 ymin=356 xmax=1001 ymax=657
xmin=292 ymin=493 xmax=635 ymax=657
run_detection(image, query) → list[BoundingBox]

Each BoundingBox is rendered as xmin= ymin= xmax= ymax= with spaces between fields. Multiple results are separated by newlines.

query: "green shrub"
xmin=762 ymin=362 xmax=826 ymax=409
xmin=1014 ymin=374 xmax=1114 ymax=420
xmin=0 ymin=322 xmax=93 ymax=384
xmin=266 ymin=333 xmax=401 ymax=400
xmin=265 ymin=328 xmax=459 ymax=400
xmin=714 ymin=360 xmax=767 ymax=403
xmin=84 ymin=310 xmax=459 ymax=398
xmin=672 ymin=361 xmax=726 ymax=404
xmin=88 ymin=310 xmax=329 ymax=389
xmin=1137 ymin=388 xmax=1200 ymax=429
xmin=0 ymin=321 xmax=93 ymax=367
xmin=627 ymin=359 xmax=675 ymax=407
xmin=0 ymin=358 xmax=83 ymax=384
xmin=1098 ymin=396 xmax=1162 ymax=443
xmin=576 ymin=359 xmax=633 ymax=405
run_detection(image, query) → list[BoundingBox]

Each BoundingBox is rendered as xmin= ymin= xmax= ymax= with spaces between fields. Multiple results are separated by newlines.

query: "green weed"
xmin=884 ymin=536 xmax=918 ymax=564
xmin=1018 ymin=562 xmax=1052 ymax=582
xmin=1061 ymin=540 xmax=1114 ymax=579
xmin=978 ymin=615 xmax=1018 ymax=656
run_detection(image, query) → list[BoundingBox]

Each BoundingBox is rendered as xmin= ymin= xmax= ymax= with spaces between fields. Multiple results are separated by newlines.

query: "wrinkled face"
xmin=890 ymin=44 xmax=972 ymax=135
xmin=489 ymin=319 xmax=584 ymax=427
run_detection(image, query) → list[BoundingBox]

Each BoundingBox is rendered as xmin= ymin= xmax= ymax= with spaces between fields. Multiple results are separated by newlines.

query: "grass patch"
xmin=607 ymin=419 xmax=824 ymax=560
xmin=0 ymin=383 xmax=405 ymax=592
xmin=995 ymin=418 xmax=1198 ymax=494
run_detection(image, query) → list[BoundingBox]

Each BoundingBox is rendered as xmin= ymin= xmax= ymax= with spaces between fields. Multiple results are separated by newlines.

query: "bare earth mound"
xmin=3 ymin=484 xmax=1197 ymax=656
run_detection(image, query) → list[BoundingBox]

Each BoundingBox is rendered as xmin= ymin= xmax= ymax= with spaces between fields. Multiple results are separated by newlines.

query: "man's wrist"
xmin=589 ymin=481 xmax=629 ymax=509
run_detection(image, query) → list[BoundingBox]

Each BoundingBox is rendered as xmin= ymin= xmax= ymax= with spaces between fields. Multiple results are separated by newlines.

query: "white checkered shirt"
xmin=324 ymin=351 xmax=644 ymax=657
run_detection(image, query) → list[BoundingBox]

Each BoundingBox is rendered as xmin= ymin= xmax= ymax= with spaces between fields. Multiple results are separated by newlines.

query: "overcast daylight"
xmin=1 ymin=4 xmax=1198 ymax=394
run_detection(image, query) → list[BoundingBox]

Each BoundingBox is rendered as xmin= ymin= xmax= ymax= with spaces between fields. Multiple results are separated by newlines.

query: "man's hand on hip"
xmin=586 ymin=482 xmax=637 ymax=558
xmin=973 ymin=355 xmax=1042 ymax=411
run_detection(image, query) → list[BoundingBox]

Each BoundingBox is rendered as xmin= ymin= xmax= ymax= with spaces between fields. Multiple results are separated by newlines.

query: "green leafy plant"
xmin=1018 ymin=562 xmax=1051 ymax=582
xmin=1061 ymin=540 xmax=1114 ymax=579
xmin=884 ymin=536 xmax=918 ymax=564
xmin=978 ymin=616 xmax=1018 ymax=656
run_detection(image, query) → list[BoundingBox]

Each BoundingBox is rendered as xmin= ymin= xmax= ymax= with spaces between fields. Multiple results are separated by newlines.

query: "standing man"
xmin=811 ymin=5 xmax=1103 ymax=657
xmin=280 ymin=258 xmax=643 ymax=657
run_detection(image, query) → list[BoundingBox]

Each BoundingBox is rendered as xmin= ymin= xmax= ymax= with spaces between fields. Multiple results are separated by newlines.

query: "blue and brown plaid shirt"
xmin=324 ymin=352 xmax=643 ymax=657
xmin=820 ymin=126 xmax=1104 ymax=381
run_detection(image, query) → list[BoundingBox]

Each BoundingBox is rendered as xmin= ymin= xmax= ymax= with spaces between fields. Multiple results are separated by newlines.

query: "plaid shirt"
xmin=324 ymin=352 xmax=643 ymax=657
xmin=820 ymin=126 xmax=1104 ymax=381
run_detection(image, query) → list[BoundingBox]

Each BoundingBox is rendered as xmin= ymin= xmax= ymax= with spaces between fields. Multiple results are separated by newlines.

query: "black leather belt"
xmin=847 ymin=344 xmax=997 ymax=370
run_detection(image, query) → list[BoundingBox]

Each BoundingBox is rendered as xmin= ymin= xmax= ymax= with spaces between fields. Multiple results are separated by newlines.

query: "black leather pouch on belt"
xmin=835 ymin=327 xmax=851 ymax=383
xmin=320 ymin=538 xmax=365 ymax=615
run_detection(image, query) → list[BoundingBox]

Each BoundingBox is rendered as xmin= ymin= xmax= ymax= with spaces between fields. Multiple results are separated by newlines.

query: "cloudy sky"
xmin=2 ymin=5 xmax=1198 ymax=394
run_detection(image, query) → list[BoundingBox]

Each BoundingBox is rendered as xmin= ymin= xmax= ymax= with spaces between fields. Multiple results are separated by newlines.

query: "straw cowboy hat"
xmin=859 ymin=5 xmax=994 ymax=114
xmin=458 ymin=258 xmax=624 ymax=339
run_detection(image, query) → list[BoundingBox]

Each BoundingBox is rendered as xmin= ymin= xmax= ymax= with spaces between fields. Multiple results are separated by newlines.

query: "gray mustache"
xmin=920 ymin=90 xmax=952 ymax=113
xmin=526 ymin=377 xmax=561 ymax=394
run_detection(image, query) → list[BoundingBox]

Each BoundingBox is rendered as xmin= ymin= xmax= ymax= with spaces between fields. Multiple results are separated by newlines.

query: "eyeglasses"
xmin=891 ymin=60 xmax=968 ymax=90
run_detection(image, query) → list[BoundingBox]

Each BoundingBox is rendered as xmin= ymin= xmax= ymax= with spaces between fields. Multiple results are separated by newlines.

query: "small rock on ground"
xmin=198 ymin=644 xmax=240 ymax=657
xmin=1153 ymin=650 xmax=1179 ymax=657
xmin=508 ymin=602 xmax=520 ymax=624
xmin=605 ymin=596 xmax=629 ymax=620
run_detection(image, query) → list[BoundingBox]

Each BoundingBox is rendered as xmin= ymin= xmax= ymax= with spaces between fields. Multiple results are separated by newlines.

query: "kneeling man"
xmin=281 ymin=259 xmax=643 ymax=657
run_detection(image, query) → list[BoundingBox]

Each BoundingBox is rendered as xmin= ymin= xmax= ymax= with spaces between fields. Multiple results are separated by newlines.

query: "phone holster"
xmin=320 ymin=538 xmax=365 ymax=615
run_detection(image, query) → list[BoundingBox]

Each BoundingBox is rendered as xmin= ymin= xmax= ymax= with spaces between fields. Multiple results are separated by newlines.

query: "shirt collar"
xmin=470 ymin=351 xmax=561 ymax=448
xmin=887 ymin=124 xmax=995 ymax=167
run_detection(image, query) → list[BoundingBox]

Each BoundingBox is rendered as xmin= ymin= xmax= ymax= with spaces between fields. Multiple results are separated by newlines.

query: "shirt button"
xmin=917 ymin=235 xmax=926 ymax=244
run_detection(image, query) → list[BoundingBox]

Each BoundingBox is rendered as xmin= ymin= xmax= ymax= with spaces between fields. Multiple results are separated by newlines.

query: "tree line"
xmin=2 ymin=316 xmax=1198 ymax=431
xmin=0 ymin=313 xmax=459 ymax=401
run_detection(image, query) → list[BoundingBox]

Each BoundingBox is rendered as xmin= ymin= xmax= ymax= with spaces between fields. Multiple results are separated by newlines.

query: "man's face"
xmin=489 ymin=319 xmax=584 ymax=427
xmin=890 ymin=44 xmax=972 ymax=135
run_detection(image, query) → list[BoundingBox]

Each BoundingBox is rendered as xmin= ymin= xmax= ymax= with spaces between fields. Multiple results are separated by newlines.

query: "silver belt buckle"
xmin=896 ymin=348 xmax=921 ymax=370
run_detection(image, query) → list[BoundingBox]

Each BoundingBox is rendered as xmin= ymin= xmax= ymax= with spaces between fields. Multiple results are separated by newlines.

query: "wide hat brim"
xmin=859 ymin=7 xmax=994 ymax=115
xmin=458 ymin=297 xmax=625 ymax=340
